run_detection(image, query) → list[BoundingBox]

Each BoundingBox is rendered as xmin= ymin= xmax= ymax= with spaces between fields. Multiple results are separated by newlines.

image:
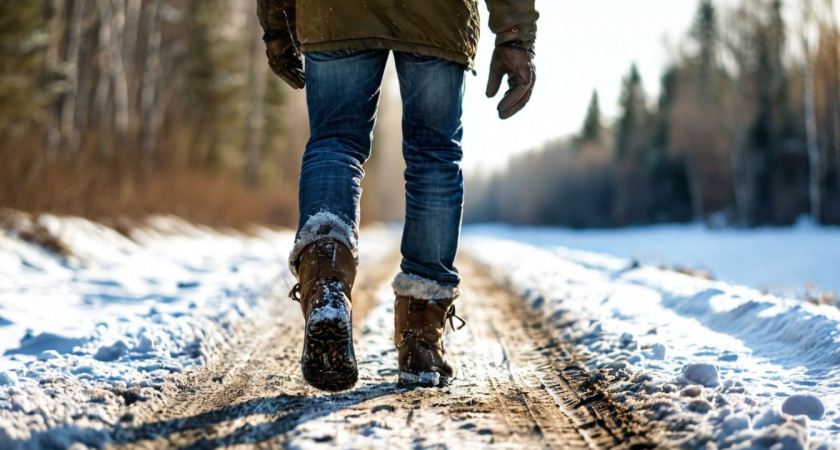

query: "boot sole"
xmin=397 ymin=370 xmax=449 ymax=389
xmin=301 ymin=315 xmax=358 ymax=391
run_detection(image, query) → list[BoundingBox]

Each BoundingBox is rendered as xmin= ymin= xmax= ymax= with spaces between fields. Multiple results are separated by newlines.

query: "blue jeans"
xmin=294 ymin=49 xmax=466 ymax=292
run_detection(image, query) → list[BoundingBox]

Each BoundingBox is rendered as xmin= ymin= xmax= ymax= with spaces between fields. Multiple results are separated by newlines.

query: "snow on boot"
xmin=394 ymin=295 xmax=465 ymax=388
xmin=290 ymin=238 xmax=357 ymax=391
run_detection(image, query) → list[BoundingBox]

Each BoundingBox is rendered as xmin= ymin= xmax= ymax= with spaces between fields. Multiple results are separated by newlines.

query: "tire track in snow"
xmin=106 ymin=252 xmax=654 ymax=448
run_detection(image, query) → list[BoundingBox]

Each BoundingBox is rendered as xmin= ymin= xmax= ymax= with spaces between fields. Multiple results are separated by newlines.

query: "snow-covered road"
xmin=464 ymin=229 xmax=840 ymax=446
xmin=0 ymin=213 xmax=838 ymax=448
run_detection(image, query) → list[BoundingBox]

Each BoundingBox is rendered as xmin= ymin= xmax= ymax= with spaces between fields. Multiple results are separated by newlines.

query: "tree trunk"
xmin=244 ymin=13 xmax=267 ymax=188
xmin=73 ymin=15 xmax=96 ymax=157
xmin=60 ymin=0 xmax=87 ymax=158
xmin=833 ymin=2 xmax=840 ymax=211
xmin=123 ymin=0 xmax=142 ymax=112
xmin=802 ymin=0 xmax=821 ymax=222
xmin=140 ymin=0 xmax=163 ymax=173
xmin=94 ymin=0 xmax=113 ymax=160
xmin=685 ymin=144 xmax=705 ymax=220
xmin=43 ymin=0 xmax=66 ymax=161
xmin=729 ymin=131 xmax=753 ymax=226
xmin=804 ymin=70 xmax=821 ymax=222
xmin=110 ymin=0 xmax=129 ymax=145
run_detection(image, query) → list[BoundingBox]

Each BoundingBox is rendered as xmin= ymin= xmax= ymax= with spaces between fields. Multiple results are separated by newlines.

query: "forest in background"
xmin=0 ymin=0 xmax=409 ymax=227
xmin=466 ymin=0 xmax=840 ymax=228
xmin=2 ymin=0 xmax=839 ymax=229
xmin=0 ymin=0 xmax=320 ymax=226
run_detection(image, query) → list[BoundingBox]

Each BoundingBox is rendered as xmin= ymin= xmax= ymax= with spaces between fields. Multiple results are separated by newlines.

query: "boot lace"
xmin=397 ymin=304 xmax=466 ymax=348
xmin=446 ymin=305 xmax=466 ymax=331
xmin=289 ymin=283 xmax=301 ymax=302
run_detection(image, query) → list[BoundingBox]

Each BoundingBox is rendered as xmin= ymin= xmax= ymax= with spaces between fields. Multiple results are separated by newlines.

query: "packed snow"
xmin=0 ymin=213 xmax=295 ymax=377
xmin=2 ymin=212 xmax=839 ymax=448
xmin=0 ymin=212 xmax=297 ymax=447
xmin=463 ymin=230 xmax=840 ymax=447
xmin=466 ymin=220 xmax=840 ymax=300
xmin=0 ymin=212 xmax=397 ymax=448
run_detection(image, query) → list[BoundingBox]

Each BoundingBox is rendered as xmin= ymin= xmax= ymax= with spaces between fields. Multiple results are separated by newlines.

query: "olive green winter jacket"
xmin=256 ymin=0 xmax=538 ymax=69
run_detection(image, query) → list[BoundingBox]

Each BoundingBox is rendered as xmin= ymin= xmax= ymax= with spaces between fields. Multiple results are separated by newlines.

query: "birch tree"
xmin=801 ymin=0 xmax=821 ymax=221
xmin=244 ymin=10 xmax=267 ymax=188
xmin=59 ymin=0 xmax=88 ymax=156
xmin=140 ymin=0 xmax=163 ymax=164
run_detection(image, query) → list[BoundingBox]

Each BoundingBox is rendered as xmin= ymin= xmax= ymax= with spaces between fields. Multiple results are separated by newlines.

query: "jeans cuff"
xmin=289 ymin=211 xmax=358 ymax=277
xmin=392 ymin=272 xmax=460 ymax=301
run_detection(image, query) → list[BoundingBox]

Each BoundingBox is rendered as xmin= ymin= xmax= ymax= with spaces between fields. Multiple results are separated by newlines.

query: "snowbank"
xmin=0 ymin=213 xmax=296 ymax=446
xmin=463 ymin=234 xmax=840 ymax=448
xmin=466 ymin=221 xmax=840 ymax=300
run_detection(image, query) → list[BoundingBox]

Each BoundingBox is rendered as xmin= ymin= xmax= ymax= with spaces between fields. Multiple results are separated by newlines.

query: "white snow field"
xmin=464 ymin=227 xmax=840 ymax=447
xmin=1 ymin=212 xmax=839 ymax=448
xmin=0 ymin=214 xmax=295 ymax=376
xmin=466 ymin=220 xmax=840 ymax=299
xmin=0 ymin=212 xmax=398 ymax=448
xmin=0 ymin=213 xmax=297 ymax=446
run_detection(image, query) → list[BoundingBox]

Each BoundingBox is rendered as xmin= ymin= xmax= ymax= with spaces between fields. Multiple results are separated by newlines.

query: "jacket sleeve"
xmin=484 ymin=0 xmax=539 ymax=48
xmin=257 ymin=0 xmax=296 ymax=34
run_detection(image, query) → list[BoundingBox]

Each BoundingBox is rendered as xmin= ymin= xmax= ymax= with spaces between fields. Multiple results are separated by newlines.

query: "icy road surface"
xmin=0 ymin=212 xmax=838 ymax=448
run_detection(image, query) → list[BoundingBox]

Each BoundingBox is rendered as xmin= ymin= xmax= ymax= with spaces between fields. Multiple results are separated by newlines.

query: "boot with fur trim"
xmin=290 ymin=238 xmax=357 ymax=391
xmin=394 ymin=295 xmax=465 ymax=387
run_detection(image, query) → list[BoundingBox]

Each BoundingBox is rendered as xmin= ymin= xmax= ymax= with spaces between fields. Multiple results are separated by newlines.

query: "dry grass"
xmin=0 ymin=208 xmax=73 ymax=258
xmin=0 ymin=142 xmax=298 ymax=229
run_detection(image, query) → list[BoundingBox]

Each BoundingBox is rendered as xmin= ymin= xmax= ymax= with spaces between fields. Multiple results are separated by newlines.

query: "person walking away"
xmin=257 ymin=0 xmax=538 ymax=391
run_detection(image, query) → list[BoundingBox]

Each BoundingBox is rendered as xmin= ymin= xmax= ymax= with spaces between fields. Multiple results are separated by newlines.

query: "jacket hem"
xmin=301 ymin=39 xmax=473 ymax=70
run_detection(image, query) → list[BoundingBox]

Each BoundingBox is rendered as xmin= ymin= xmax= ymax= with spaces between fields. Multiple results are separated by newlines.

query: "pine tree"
xmin=748 ymin=0 xmax=795 ymax=225
xmin=648 ymin=67 xmax=692 ymax=222
xmin=0 ymin=1 xmax=45 ymax=141
xmin=691 ymin=0 xmax=718 ymax=101
xmin=613 ymin=64 xmax=652 ymax=225
xmin=580 ymin=90 xmax=602 ymax=143
xmin=615 ymin=64 xmax=648 ymax=161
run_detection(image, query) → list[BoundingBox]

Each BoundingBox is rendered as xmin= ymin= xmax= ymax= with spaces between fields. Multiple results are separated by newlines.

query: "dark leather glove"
xmin=264 ymin=31 xmax=305 ymax=89
xmin=485 ymin=42 xmax=536 ymax=120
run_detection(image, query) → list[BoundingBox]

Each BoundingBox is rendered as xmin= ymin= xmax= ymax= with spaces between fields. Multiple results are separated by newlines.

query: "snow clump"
xmin=683 ymin=363 xmax=720 ymax=388
xmin=463 ymin=234 xmax=840 ymax=448
xmin=782 ymin=394 xmax=826 ymax=421
xmin=0 ymin=213 xmax=296 ymax=448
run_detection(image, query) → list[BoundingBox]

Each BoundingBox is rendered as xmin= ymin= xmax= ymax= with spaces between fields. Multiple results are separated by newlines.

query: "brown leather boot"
xmin=394 ymin=295 xmax=465 ymax=388
xmin=290 ymin=238 xmax=357 ymax=391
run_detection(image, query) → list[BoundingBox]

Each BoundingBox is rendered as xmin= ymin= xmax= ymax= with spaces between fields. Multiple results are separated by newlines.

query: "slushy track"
xmin=111 ymin=253 xmax=657 ymax=449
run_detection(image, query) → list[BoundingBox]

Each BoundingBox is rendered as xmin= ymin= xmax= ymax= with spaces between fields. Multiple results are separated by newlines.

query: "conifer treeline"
xmin=466 ymin=0 xmax=840 ymax=227
xmin=0 ymin=0 xmax=305 ymax=224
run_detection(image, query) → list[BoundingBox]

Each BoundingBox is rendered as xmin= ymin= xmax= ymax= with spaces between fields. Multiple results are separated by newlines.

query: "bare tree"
xmin=110 ymin=0 xmax=130 ymax=143
xmin=826 ymin=0 xmax=840 ymax=222
xmin=801 ymin=0 xmax=822 ymax=221
xmin=123 ymin=0 xmax=142 ymax=105
xmin=43 ymin=0 xmax=66 ymax=161
xmin=93 ymin=0 xmax=114 ymax=159
xmin=140 ymin=0 xmax=163 ymax=165
xmin=244 ymin=12 xmax=268 ymax=188
xmin=60 ymin=0 xmax=88 ymax=157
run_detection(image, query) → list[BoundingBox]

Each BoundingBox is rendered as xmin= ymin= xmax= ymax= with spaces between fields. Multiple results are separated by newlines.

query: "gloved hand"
xmin=485 ymin=42 xmax=536 ymax=120
xmin=264 ymin=31 xmax=305 ymax=89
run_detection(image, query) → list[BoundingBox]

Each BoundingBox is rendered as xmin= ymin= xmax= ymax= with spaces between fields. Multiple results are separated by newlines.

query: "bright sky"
xmin=459 ymin=0 xmax=840 ymax=171
xmin=460 ymin=0 xmax=702 ymax=171
xmin=370 ymin=1 xmax=839 ymax=171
